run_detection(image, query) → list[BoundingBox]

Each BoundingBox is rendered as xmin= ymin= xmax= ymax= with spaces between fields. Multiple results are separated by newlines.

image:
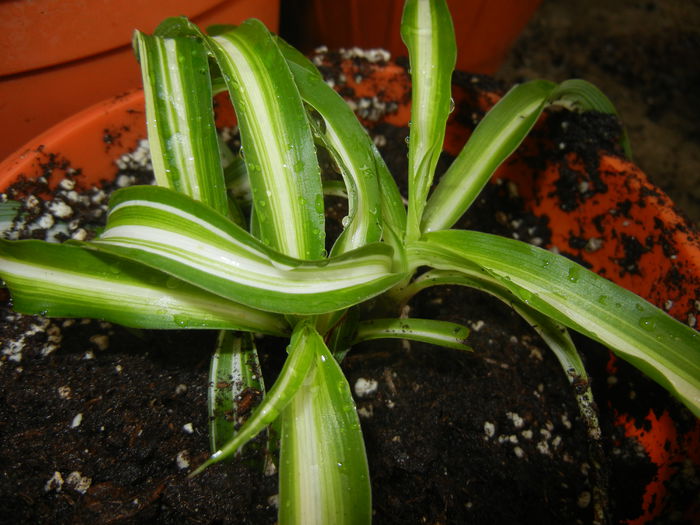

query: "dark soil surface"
xmin=1 ymin=55 xmax=698 ymax=525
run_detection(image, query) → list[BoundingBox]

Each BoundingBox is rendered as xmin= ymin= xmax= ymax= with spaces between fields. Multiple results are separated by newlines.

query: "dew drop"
xmin=314 ymin=194 xmax=325 ymax=213
xmin=567 ymin=266 xmax=580 ymax=283
xmin=341 ymin=216 xmax=350 ymax=228
xmin=449 ymin=97 xmax=456 ymax=114
xmin=173 ymin=315 xmax=189 ymax=327
xmin=639 ymin=317 xmax=656 ymax=331
xmin=516 ymin=288 xmax=532 ymax=303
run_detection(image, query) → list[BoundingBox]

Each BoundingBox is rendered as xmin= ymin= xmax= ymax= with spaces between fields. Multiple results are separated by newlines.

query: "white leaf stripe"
xmin=411 ymin=232 xmax=700 ymax=416
xmin=0 ymin=242 xmax=288 ymax=334
xmin=280 ymin=55 xmax=383 ymax=254
xmin=94 ymin=187 xmax=402 ymax=314
xmin=207 ymin=21 xmax=325 ymax=260
xmin=135 ymin=32 xmax=227 ymax=215
xmin=421 ymin=80 xmax=554 ymax=233
xmin=279 ymin=327 xmax=371 ymax=525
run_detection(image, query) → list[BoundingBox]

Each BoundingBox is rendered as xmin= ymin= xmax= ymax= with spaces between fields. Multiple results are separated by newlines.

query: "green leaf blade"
xmin=411 ymin=231 xmax=700 ymax=416
xmin=0 ymin=239 xmax=288 ymax=335
xmin=549 ymin=79 xmax=632 ymax=158
xmin=279 ymin=326 xmax=371 ymax=525
xmin=208 ymin=21 xmax=325 ymax=259
xmin=279 ymin=45 xmax=384 ymax=255
xmin=208 ymin=331 xmax=266 ymax=453
xmin=401 ymin=0 xmax=457 ymax=241
xmin=134 ymin=30 xmax=228 ymax=216
xmin=421 ymin=80 xmax=555 ymax=233
xmin=354 ymin=317 xmax=471 ymax=351
xmin=90 ymin=186 xmax=403 ymax=315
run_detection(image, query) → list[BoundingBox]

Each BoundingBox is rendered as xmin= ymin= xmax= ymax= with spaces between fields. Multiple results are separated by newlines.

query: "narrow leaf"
xmin=409 ymin=231 xmax=700 ymax=417
xmin=133 ymin=30 xmax=228 ymax=215
xmin=354 ymin=317 xmax=471 ymax=351
xmin=208 ymin=331 xmax=266 ymax=452
xmin=402 ymin=269 xmax=601 ymax=438
xmin=549 ymin=79 xmax=632 ymax=158
xmin=279 ymin=44 xmax=383 ymax=255
xmin=89 ymin=186 xmax=403 ymax=315
xmin=0 ymin=239 xmax=288 ymax=335
xmin=401 ymin=0 xmax=457 ymax=241
xmin=190 ymin=320 xmax=318 ymax=476
xmin=421 ymin=80 xmax=556 ymax=233
xmin=207 ymin=21 xmax=325 ymax=259
xmin=279 ymin=326 xmax=371 ymax=525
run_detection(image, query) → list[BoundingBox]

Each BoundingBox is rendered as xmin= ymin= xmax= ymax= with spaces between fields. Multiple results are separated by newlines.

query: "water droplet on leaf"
xmin=639 ymin=317 xmax=656 ymax=331
xmin=567 ymin=266 xmax=580 ymax=283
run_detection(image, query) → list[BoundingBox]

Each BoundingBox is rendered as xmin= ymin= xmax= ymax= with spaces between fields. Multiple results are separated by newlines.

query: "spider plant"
xmin=1 ymin=1 xmax=698 ymax=523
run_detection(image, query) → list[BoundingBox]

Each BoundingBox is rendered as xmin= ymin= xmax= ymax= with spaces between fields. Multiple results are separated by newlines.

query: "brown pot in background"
xmin=0 ymin=0 xmax=280 ymax=162
xmin=280 ymin=0 xmax=541 ymax=72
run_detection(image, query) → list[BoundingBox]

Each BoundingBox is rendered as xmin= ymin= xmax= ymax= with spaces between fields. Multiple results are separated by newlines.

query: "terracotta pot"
xmin=0 ymin=0 xmax=279 ymax=162
xmin=2 ymin=56 xmax=698 ymax=522
xmin=282 ymin=0 xmax=540 ymax=73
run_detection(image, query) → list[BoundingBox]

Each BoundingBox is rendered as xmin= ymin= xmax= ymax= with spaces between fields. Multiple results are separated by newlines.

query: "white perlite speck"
xmin=44 ymin=471 xmax=64 ymax=492
xmin=354 ymin=378 xmax=378 ymax=397
xmin=561 ymin=413 xmax=572 ymax=429
xmin=176 ymin=450 xmax=190 ymax=469
xmin=48 ymin=200 xmax=73 ymax=219
xmin=182 ymin=423 xmax=194 ymax=434
xmin=483 ymin=421 xmax=496 ymax=438
xmin=506 ymin=412 xmax=524 ymax=429
xmin=59 ymin=178 xmax=76 ymax=190
xmin=71 ymin=413 xmax=83 ymax=428
xmin=577 ymin=491 xmax=591 ymax=508
xmin=58 ymin=385 xmax=72 ymax=399
xmin=66 ymin=471 xmax=92 ymax=494
xmin=89 ymin=334 xmax=109 ymax=351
